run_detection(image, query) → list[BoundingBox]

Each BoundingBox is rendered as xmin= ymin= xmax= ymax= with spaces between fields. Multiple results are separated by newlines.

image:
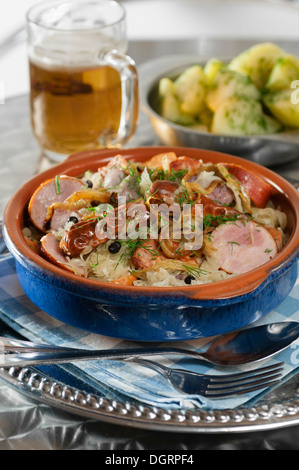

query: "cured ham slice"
xmin=209 ymin=220 xmax=278 ymax=274
xmin=28 ymin=176 xmax=84 ymax=232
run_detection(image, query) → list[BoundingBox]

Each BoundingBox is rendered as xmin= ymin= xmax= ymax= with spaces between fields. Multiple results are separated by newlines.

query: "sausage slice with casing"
xmin=28 ymin=176 xmax=84 ymax=232
xmin=40 ymin=232 xmax=84 ymax=276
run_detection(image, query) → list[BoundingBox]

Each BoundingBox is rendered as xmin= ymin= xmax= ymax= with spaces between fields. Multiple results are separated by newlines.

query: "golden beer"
xmin=29 ymin=60 xmax=123 ymax=155
xmin=27 ymin=1 xmax=139 ymax=159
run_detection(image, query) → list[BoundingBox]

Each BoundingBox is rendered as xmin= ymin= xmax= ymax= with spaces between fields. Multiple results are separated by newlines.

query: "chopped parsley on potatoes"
xmin=157 ymin=42 xmax=299 ymax=135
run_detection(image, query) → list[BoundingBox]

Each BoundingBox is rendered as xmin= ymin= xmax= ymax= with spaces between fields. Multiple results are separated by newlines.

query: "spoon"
xmin=0 ymin=321 xmax=298 ymax=367
xmin=204 ymin=321 xmax=299 ymax=365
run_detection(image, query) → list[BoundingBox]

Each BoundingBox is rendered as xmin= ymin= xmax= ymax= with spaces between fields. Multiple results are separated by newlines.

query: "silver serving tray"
xmin=1 ymin=45 xmax=299 ymax=433
xmin=1 ymin=364 xmax=299 ymax=433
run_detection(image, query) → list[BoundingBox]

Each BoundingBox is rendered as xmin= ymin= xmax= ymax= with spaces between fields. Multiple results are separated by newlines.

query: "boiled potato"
xmin=203 ymin=58 xmax=226 ymax=84
xmin=158 ymin=78 xmax=195 ymax=125
xmin=157 ymin=42 xmax=299 ymax=135
xmin=173 ymin=65 xmax=207 ymax=116
xmin=263 ymin=89 xmax=299 ymax=127
xmin=265 ymin=55 xmax=299 ymax=91
xmin=196 ymin=103 xmax=213 ymax=129
xmin=206 ymin=69 xmax=260 ymax=112
xmin=211 ymin=96 xmax=282 ymax=135
xmin=229 ymin=42 xmax=285 ymax=88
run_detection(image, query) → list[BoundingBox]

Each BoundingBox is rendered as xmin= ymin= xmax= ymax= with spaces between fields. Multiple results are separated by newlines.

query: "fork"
xmin=131 ymin=359 xmax=284 ymax=398
xmin=0 ymin=336 xmax=284 ymax=398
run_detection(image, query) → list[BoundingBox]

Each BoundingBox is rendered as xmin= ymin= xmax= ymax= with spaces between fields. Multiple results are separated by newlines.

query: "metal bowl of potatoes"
xmin=141 ymin=44 xmax=299 ymax=167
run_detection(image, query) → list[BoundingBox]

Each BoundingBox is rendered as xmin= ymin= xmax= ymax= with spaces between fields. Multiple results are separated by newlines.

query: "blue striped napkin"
xmin=0 ymin=252 xmax=298 ymax=411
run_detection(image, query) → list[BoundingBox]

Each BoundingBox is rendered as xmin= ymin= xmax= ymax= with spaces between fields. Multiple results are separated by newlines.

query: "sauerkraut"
xmin=25 ymin=152 xmax=289 ymax=287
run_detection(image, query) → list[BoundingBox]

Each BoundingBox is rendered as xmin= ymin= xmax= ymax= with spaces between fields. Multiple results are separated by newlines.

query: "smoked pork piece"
xmin=209 ymin=219 xmax=278 ymax=274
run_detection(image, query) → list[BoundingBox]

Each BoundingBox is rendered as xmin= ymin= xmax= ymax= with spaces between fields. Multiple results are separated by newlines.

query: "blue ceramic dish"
xmin=3 ymin=146 xmax=299 ymax=341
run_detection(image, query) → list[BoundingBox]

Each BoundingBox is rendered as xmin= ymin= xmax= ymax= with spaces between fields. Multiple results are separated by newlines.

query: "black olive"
xmin=184 ymin=275 xmax=195 ymax=285
xmin=108 ymin=241 xmax=122 ymax=254
xmin=91 ymin=200 xmax=100 ymax=207
xmin=110 ymin=192 xmax=119 ymax=207
xmin=67 ymin=216 xmax=79 ymax=224
xmin=44 ymin=219 xmax=51 ymax=231
xmin=86 ymin=180 xmax=93 ymax=188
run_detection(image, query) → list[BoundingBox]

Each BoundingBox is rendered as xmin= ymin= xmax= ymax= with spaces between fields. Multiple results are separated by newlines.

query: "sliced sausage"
xmin=28 ymin=176 xmax=84 ymax=232
xmin=207 ymin=183 xmax=235 ymax=206
xmin=40 ymin=233 xmax=84 ymax=275
xmin=45 ymin=188 xmax=111 ymax=225
xmin=144 ymin=152 xmax=178 ymax=170
xmin=209 ymin=220 xmax=278 ymax=274
xmin=131 ymin=239 xmax=165 ymax=270
xmin=169 ymin=156 xmax=201 ymax=172
xmin=159 ymin=238 xmax=202 ymax=262
xmin=200 ymin=194 xmax=240 ymax=220
xmin=50 ymin=209 xmax=81 ymax=232
xmin=221 ymin=163 xmax=273 ymax=208
xmin=265 ymin=226 xmax=283 ymax=251
xmin=60 ymin=217 xmax=107 ymax=257
xmin=147 ymin=180 xmax=183 ymax=206
xmin=24 ymin=236 xmax=40 ymax=253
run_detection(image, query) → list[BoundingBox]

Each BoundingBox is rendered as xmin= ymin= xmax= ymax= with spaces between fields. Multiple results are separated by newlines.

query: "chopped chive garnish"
xmin=227 ymin=241 xmax=240 ymax=253
xmin=55 ymin=175 xmax=61 ymax=195
xmin=91 ymin=252 xmax=99 ymax=269
xmin=182 ymin=264 xmax=207 ymax=279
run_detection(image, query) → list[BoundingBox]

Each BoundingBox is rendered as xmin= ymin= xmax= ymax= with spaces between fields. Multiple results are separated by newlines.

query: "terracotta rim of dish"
xmin=4 ymin=146 xmax=299 ymax=300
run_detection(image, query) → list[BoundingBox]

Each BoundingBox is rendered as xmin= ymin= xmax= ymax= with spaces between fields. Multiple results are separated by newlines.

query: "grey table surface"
xmin=1 ymin=38 xmax=299 ymax=450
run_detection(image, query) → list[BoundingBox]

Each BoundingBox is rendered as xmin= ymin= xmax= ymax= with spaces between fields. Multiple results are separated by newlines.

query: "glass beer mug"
xmin=26 ymin=0 xmax=139 ymax=161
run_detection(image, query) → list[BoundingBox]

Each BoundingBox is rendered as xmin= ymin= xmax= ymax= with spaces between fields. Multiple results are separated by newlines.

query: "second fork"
xmin=131 ymin=359 xmax=284 ymax=398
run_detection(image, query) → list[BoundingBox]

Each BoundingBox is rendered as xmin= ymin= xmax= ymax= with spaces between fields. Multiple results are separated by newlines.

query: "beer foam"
xmin=29 ymin=31 xmax=127 ymax=70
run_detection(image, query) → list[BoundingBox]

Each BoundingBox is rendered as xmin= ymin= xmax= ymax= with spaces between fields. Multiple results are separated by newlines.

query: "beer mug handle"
xmin=102 ymin=49 xmax=139 ymax=147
